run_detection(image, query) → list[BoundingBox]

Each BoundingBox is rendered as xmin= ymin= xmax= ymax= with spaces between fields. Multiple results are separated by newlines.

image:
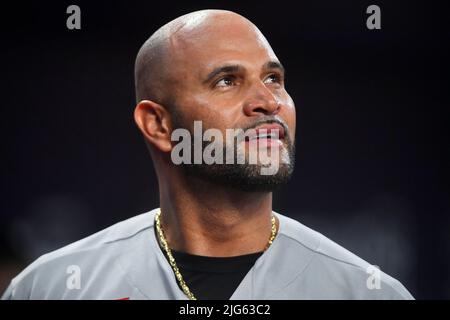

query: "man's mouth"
xmin=245 ymin=123 xmax=285 ymax=147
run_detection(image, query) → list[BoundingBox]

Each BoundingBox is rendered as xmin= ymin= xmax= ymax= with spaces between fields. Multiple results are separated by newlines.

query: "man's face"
xmin=166 ymin=16 xmax=296 ymax=191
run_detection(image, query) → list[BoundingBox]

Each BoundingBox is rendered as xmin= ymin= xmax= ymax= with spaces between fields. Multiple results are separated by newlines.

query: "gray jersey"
xmin=2 ymin=208 xmax=413 ymax=300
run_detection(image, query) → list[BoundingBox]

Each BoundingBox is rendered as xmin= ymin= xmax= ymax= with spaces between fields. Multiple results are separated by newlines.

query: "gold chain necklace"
xmin=154 ymin=209 xmax=278 ymax=300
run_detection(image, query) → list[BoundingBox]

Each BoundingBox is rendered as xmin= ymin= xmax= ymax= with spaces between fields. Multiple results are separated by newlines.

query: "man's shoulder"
xmin=275 ymin=212 xmax=371 ymax=269
xmin=273 ymin=212 xmax=414 ymax=299
xmin=25 ymin=209 xmax=155 ymax=269
xmin=3 ymin=210 xmax=157 ymax=299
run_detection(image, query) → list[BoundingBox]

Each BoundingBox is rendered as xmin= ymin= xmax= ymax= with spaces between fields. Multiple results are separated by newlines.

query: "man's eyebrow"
xmin=202 ymin=61 xmax=285 ymax=84
xmin=263 ymin=61 xmax=285 ymax=75
xmin=203 ymin=64 xmax=244 ymax=84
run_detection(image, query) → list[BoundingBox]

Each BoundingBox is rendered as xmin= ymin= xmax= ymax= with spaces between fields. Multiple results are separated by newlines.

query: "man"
xmin=2 ymin=9 xmax=413 ymax=300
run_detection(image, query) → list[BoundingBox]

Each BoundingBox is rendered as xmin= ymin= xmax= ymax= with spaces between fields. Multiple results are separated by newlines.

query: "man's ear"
xmin=134 ymin=100 xmax=172 ymax=153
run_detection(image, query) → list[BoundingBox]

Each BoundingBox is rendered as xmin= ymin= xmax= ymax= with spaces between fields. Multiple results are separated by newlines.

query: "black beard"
xmin=180 ymin=135 xmax=295 ymax=193
xmin=170 ymin=107 xmax=296 ymax=192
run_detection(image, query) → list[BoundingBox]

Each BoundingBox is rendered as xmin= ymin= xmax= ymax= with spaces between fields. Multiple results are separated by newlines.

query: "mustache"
xmin=178 ymin=115 xmax=290 ymax=138
xmin=241 ymin=116 xmax=289 ymax=136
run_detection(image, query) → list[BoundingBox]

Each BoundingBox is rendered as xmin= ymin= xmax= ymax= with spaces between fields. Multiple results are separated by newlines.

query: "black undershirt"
xmin=170 ymin=249 xmax=263 ymax=300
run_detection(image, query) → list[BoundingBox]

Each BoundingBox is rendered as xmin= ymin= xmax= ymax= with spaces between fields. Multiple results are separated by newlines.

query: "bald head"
xmin=134 ymin=10 xmax=273 ymax=106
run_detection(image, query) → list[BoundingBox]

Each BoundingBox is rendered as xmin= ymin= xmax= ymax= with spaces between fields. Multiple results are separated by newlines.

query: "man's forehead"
xmin=168 ymin=18 xmax=278 ymax=74
xmin=169 ymin=14 xmax=272 ymax=52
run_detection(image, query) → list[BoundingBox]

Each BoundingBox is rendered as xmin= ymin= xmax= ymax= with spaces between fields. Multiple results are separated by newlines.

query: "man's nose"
xmin=243 ymin=83 xmax=280 ymax=116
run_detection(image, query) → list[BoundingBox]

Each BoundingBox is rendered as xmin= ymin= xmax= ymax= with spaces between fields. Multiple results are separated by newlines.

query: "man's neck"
xmin=158 ymin=175 xmax=276 ymax=257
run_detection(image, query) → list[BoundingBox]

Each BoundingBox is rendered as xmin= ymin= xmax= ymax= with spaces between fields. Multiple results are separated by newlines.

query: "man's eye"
xmin=215 ymin=76 xmax=235 ymax=87
xmin=264 ymin=74 xmax=282 ymax=84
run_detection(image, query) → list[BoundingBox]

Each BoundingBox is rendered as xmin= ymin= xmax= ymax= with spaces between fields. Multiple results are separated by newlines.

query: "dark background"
xmin=1 ymin=0 xmax=449 ymax=299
